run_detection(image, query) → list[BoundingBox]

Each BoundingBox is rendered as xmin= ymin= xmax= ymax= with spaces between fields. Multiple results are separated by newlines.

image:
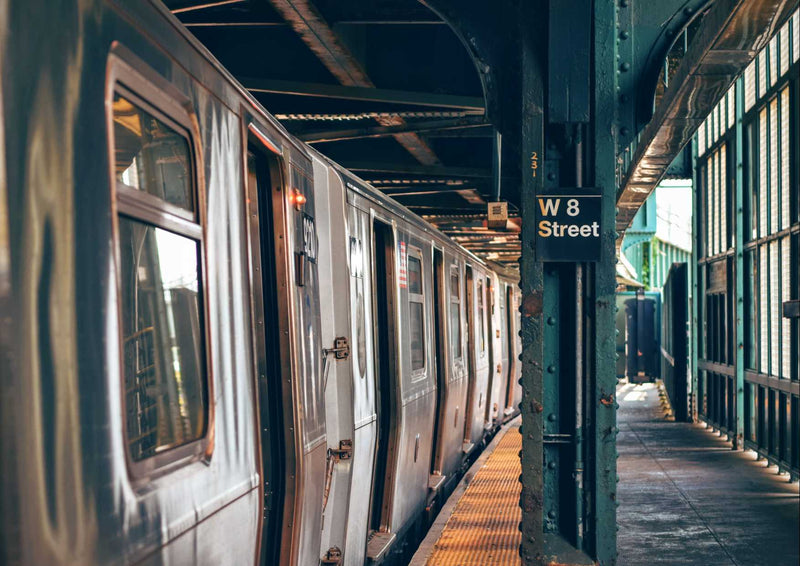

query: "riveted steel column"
xmin=518 ymin=2 xmax=546 ymax=562
xmin=592 ymin=0 xmax=618 ymax=562
xmin=733 ymin=76 xmax=745 ymax=449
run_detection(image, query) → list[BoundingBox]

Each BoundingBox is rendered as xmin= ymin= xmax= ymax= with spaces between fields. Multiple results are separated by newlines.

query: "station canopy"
xmin=165 ymin=0 xmax=521 ymax=268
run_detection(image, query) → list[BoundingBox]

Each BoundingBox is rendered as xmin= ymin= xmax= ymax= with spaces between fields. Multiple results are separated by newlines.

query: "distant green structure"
xmin=620 ymin=179 xmax=692 ymax=291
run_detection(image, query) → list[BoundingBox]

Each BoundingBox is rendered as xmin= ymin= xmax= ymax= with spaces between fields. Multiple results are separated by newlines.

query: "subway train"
xmin=0 ymin=1 xmax=522 ymax=565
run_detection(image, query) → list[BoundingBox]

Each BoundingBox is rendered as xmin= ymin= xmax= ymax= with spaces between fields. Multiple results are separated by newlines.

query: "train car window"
xmin=113 ymin=93 xmax=194 ymax=217
xmin=477 ymin=280 xmax=486 ymax=354
xmin=111 ymin=85 xmax=209 ymax=469
xmin=408 ymin=252 xmax=425 ymax=371
xmin=450 ymin=267 xmax=462 ymax=360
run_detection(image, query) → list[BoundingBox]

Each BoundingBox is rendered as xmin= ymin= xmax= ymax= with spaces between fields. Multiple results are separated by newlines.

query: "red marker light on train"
xmin=290 ymin=188 xmax=307 ymax=210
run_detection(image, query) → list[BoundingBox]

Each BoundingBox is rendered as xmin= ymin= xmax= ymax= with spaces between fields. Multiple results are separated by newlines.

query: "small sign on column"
xmin=487 ymin=201 xmax=508 ymax=229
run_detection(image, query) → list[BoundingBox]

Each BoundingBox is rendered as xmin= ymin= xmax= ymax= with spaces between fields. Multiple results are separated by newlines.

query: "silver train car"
xmin=0 ymin=1 xmax=522 ymax=564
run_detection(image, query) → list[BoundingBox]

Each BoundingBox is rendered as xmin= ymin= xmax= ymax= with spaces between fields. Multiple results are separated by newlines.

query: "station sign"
xmin=535 ymin=189 xmax=601 ymax=261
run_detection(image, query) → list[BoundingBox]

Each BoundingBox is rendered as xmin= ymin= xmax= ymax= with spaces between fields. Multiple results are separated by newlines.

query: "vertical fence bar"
xmin=691 ymin=138 xmax=700 ymax=422
xmin=734 ymin=76 xmax=745 ymax=448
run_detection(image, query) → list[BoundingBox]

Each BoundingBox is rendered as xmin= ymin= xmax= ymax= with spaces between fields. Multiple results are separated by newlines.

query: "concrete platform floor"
xmin=617 ymin=382 xmax=800 ymax=566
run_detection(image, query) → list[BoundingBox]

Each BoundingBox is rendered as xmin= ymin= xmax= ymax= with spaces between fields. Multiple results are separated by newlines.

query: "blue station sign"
xmin=535 ymin=190 xmax=602 ymax=261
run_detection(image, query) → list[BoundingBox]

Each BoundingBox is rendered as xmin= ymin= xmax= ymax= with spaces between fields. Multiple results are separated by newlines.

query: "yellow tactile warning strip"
xmin=427 ymin=426 xmax=522 ymax=566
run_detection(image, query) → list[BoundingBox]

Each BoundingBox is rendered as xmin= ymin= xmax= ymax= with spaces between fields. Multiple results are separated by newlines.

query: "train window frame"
xmin=477 ymin=278 xmax=486 ymax=356
xmin=449 ymin=265 xmax=463 ymax=361
xmin=407 ymin=246 xmax=426 ymax=375
xmin=106 ymin=54 xmax=214 ymax=482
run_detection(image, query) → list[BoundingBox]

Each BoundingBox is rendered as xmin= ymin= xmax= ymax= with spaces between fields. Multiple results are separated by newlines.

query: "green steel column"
xmin=691 ymin=138 xmax=700 ymax=422
xmin=518 ymin=6 xmax=546 ymax=562
xmin=593 ymin=0 xmax=618 ymax=562
xmin=733 ymin=76 xmax=745 ymax=448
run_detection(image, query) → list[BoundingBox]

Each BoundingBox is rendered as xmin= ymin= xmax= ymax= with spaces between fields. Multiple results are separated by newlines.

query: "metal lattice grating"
xmin=427 ymin=426 xmax=522 ymax=566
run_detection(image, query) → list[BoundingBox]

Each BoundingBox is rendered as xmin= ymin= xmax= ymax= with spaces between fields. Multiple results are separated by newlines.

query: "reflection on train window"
xmin=356 ymin=297 xmax=367 ymax=377
xmin=119 ymin=219 xmax=207 ymax=461
xmin=450 ymin=268 xmax=461 ymax=360
xmin=111 ymin=87 xmax=208 ymax=468
xmin=477 ymin=280 xmax=486 ymax=353
xmin=113 ymin=93 xmax=194 ymax=214
xmin=408 ymin=253 xmax=422 ymax=295
xmin=409 ymin=254 xmax=425 ymax=371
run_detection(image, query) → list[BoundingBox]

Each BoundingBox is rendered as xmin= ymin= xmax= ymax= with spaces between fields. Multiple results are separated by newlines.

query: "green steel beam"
xmin=733 ymin=76 xmax=745 ymax=448
xmin=518 ymin=3 xmax=545 ymax=561
xmin=592 ymin=0 xmax=619 ymax=560
xmin=542 ymin=265 xmax=560 ymax=536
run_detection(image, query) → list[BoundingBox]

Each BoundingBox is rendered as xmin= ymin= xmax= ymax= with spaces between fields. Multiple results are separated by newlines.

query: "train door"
xmin=504 ymin=286 xmax=519 ymax=416
xmin=245 ymin=140 xmax=287 ymax=566
xmin=369 ymin=219 xmax=400 ymax=536
xmin=314 ymin=162 xmax=354 ymax=563
xmin=484 ymin=276 xmax=496 ymax=426
xmin=463 ymin=266 xmax=477 ymax=451
xmin=496 ymin=282 xmax=510 ymax=418
xmin=430 ymin=248 xmax=447 ymax=484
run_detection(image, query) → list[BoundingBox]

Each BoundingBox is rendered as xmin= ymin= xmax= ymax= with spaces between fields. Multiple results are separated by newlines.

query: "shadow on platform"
xmin=617 ymin=382 xmax=800 ymax=566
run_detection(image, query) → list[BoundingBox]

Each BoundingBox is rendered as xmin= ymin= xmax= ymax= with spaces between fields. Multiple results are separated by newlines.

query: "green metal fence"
xmin=694 ymin=10 xmax=799 ymax=479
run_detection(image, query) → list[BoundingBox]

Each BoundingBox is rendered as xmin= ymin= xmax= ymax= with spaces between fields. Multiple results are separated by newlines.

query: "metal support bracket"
xmin=321 ymin=547 xmax=342 ymax=565
xmin=543 ymin=433 xmax=574 ymax=445
xmin=328 ymin=439 xmax=353 ymax=461
xmin=324 ymin=336 xmax=351 ymax=360
xmin=322 ymin=337 xmax=351 ymax=390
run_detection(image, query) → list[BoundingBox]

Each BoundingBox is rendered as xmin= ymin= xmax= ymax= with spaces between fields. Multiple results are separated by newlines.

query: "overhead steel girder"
xmin=420 ymin=0 xmax=522 ymax=144
xmin=170 ymin=0 xmax=245 ymax=14
xmin=382 ymin=186 xmax=479 ymax=197
xmin=243 ymin=78 xmax=485 ymax=111
xmin=616 ymin=0 xmax=715 ymax=150
xmin=342 ymin=162 xmax=492 ymax=178
xmin=266 ymin=0 xmax=441 ymax=165
xmin=616 ymin=0 xmax=798 ymax=245
xmin=419 ymin=0 xmax=525 ymax=212
xmin=296 ymin=116 xmax=488 ymax=144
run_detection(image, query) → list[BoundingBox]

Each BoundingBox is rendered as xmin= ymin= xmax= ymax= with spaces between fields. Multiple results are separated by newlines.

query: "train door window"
xmin=484 ymin=277 xmax=495 ymax=423
xmin=449 ymin=267 xmax=462 ymax=360
xmin=110 ymin=84 xmax=209 ymax=472
xmin=370 ymin=220 xmax=399 ymax=532
xmin=408 ymin=249 xmax=425 ymax=371
xmin=505 ymin=286 xmax=516 ymax=406
xmin=431 ymin=248 xmax=446 ymax=475
xmin=477 ymin=279 xmax=486 ymax=356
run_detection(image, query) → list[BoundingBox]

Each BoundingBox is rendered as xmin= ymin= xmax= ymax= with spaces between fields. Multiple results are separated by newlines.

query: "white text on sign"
xmin=537 ymin=197 xmax=599 ymax=238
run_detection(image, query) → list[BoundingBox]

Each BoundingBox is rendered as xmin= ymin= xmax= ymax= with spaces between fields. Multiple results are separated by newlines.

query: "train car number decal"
xmin=302 ymin=213 xmax=317 ymax=262
xmin=349 ymin=237 xmax=364 ymax=278
xmin=398 ymin=241 xmax=407 ymax=288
